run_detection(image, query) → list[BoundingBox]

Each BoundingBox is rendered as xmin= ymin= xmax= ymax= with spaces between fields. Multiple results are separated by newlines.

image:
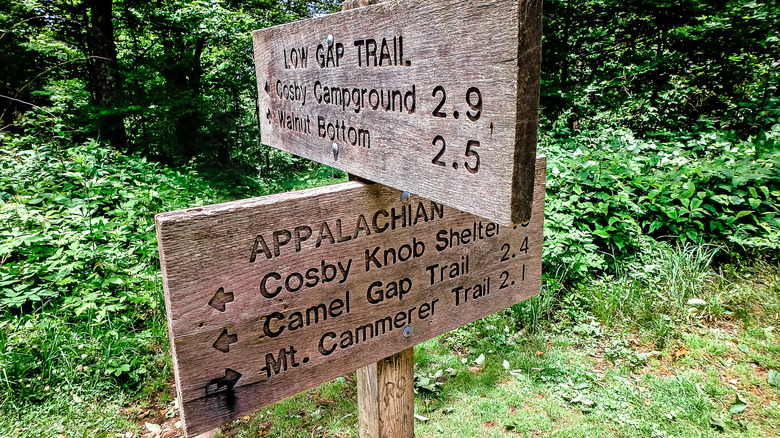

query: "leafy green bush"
xmin=541 ymin=123 xmax=780 ymax=284
xmin=0 ymin=117 xmax=218 ymax=315
xmin=0 ymin=116 xmax=222 ymax=404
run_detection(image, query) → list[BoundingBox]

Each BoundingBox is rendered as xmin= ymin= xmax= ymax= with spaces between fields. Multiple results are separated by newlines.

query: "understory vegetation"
xmin=1 ymin=0 xmax=779 ymax=436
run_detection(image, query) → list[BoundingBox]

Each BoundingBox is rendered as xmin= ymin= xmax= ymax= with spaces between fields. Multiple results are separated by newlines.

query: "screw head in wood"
xmin=400 ymin=192 xmax=410 ymax=204
xmin=403 ymin=326 xmax=412 ymax=337
xmin=327 ymin=34 xmax=334 ymax=45
xmin=332 ymin=143 xmax=339 ymax=155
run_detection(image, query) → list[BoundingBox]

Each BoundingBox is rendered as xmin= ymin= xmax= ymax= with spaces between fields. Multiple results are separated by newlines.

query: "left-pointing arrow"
xmin=208 ymin=287 xmax=234 ymax=312
xmin=212 ymin=329 xmax=238 ymax=353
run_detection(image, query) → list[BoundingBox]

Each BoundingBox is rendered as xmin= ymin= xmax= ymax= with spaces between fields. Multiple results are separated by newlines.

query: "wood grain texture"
xmin=357 ymin=362 xmax=380 ymax=438
xmin=252 ymin=0 xmax=542 ymax=225
xmin=156 ymin=157 xmax=546 ymax=436
xmin=357 ymin=348 xmax=414 ymax=438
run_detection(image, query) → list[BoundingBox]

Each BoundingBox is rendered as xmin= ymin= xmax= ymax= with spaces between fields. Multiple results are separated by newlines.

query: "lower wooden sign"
xmin=156 ymin=157 xmax=546 ymax=436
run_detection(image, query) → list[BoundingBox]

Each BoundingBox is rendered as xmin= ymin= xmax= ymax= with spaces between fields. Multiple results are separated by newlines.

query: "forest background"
xmin=1 ymin=0 xmax=779 ymax=436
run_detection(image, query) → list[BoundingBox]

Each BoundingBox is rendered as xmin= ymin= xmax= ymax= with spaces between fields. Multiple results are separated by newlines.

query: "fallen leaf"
xmin=145 ymin=423 xmax=161 ymax=433
xmin=581 ymin=398 xmax=594 ymax=406
xmin=535 ymin=351 xmax=544 ymax=356
xmin=729 ymin=393 xmax=748 ymax=414
xmin=672 ymin=346 xmax=688 ymax=361
xmin=709 ymin=417 xmax=725 ymax=431
xmin=729 ymin=403 xmax=747 ymax=414
xmin=502 ymin=360 xmax=510 ymax=370
xmin=414 ymin=414 xmax=429 ymax=422
xmin=768 ymin=370 xmax=780 ymax=387
xmin=474 ymin=353 xmax=485 ymax=365
xmin=574 ymin=381 xmax=589 ymax=390
xmin=687 ymin=298 xmax=706 ymax=307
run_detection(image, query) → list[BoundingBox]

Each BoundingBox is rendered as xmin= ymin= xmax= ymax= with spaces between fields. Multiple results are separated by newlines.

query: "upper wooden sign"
xmin=252 ymin=0 xmax=542 ymax=225
xmin=156 ymin=156 xmax=546 ymax=436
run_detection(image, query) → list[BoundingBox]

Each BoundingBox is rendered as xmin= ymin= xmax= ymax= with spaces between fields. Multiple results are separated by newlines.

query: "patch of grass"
xmin=719 ymin=263 xmax=780 ymax=328
xmin=0 ymin=395 xmax=136 ymax=437
xmin=682 ymin=332 xmax=730 ymax=357
xmin=217 ymin=376 xmax=358 ymax=438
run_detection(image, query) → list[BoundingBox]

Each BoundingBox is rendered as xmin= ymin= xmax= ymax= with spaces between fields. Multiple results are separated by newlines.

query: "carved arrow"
xmin=208 ymin=287 xmax=234 ymax=312
xmin=212 ymin=329 xmax=238 ymax=353
xmin=204 ymin=368 xmax=242 ymax=396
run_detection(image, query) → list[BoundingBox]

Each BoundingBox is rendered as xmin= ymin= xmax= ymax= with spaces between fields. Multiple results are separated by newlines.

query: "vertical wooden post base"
xmin=345 ymin=0 xmax=411 ymax=432
xmin=357 ymin=348 xmax=415 ymax=438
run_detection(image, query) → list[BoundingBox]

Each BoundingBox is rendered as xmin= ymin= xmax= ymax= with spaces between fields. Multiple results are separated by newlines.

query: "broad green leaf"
xmin=729 ymin=403 xmax=746 ymax=414
xmin=709 ymin=417 xmax=725 ymax=431
xmin=768 ymin=370 xmax=780 ymax=387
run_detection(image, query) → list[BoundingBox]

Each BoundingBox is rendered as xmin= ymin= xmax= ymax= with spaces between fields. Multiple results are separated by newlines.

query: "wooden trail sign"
xmin=252 ymin=0 xmax=542 ymax=226
xmin=156 ymin=156 xmax=546 ymax=436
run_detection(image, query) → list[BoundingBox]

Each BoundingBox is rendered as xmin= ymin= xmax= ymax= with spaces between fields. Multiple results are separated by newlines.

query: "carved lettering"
xmin=261 ymin=292 xmax=351 ymax=338
xmin=317 ymin=298 xmax=439 ymax=356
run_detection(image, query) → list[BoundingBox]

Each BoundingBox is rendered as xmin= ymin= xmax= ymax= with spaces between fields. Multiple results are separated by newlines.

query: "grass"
xmin=210 ymin=318 xmax=779 ymax=438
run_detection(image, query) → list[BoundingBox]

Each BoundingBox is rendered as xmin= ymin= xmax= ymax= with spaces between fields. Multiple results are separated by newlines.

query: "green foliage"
xmin=414 ymin=367 xmax=456 ymax=395
xmin=0 ymin=116 xmax=218 ymax=316
xmin=1 ymin=0 xmax=341 ymax=165
xmin=542 ymin=124 xmax=780 ymax=284
xmin=0 ymin=115 xmax=221 ymax=405
xmin=542 ymin=0 xmax=780 ymax=137
xmin=603 ymin=338 xmax=651 ymax=368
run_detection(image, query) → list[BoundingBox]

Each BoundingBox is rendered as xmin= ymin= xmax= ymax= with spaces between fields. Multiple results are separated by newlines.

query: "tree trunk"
xmin=89 ymin=0 xmax=128 ymax=150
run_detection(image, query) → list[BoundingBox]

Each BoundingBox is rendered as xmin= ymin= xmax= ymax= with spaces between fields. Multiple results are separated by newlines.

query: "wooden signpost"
xmin=156 ymin=157 xmax=545 ymax=436
xmin=156 ymin=0 xmax=544 ymax=435
xmin=252 ymin=0 xmax=542 ymax=225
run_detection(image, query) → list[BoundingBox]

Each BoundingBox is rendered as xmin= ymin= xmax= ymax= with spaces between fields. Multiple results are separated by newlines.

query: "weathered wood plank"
xmin=357 ymin=348 xmax=414 ymax=438
xmin=252 ymin=0 xmax=542 ymax=225
xmin=156 ymin=157 xmax=546 ymax=436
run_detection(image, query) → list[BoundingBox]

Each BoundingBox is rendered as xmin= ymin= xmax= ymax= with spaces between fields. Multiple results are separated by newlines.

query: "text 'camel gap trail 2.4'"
xmin=252 ymin=0 xmax=542 ymax=226
xmin=156 ymin=156 xmax=546 ymax=436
